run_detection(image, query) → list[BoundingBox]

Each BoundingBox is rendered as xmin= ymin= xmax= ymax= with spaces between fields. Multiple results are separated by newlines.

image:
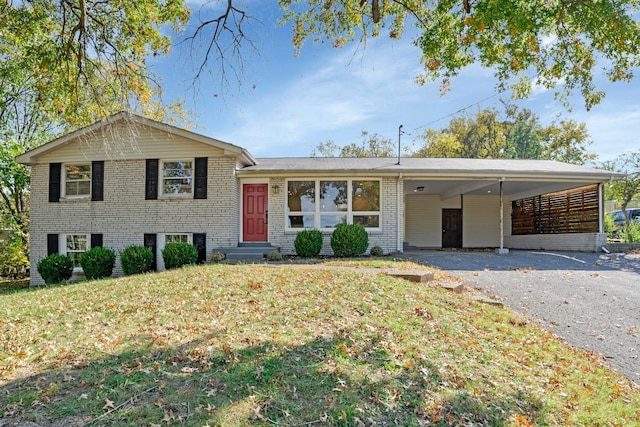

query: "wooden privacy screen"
xmin=511 ymin=184 xmax=599 ymax=235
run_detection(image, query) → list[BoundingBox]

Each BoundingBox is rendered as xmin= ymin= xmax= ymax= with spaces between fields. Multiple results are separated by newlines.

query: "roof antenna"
xmin=396 ymin=124 xmax=404 ymax=165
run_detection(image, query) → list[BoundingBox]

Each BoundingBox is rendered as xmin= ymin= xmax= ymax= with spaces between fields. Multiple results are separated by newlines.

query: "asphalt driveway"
xmin=401 ymin=249 xmax=640 ymax=385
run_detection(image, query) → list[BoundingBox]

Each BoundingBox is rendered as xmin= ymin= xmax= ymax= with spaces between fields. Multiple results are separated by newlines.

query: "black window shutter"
xmin=144 ymin=233 xmax=157 ymax=271
xmin=194 ymin=157 xmax=208 ymax=199
xmin=49 ymin=163 xmax=61 ymax=202
xmin=91 ymin=233 xmax=103 ymax=248
xmin=193 ymin=233 xmax=206 ymax=264
xmin=47 ymin=234 xmax=59 ymax=255
xmin=145 ymin=159 xmax=159 ymax=200
xmin=91 ymin=161 xmax=104 ymax=201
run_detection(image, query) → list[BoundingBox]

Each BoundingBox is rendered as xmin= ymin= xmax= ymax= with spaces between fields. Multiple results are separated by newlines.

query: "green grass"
xmin=0 ymin=278 xmax=29 ymax=293
xmin=1 ymin=261 xmax=639 ymax=426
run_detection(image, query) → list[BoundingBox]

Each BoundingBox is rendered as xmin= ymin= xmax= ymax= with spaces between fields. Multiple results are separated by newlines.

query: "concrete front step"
xmin=213 ymin=243 xmax=280 ymax=261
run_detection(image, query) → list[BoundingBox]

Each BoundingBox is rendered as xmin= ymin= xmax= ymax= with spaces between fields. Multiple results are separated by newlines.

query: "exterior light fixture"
xmin=271 ymin=184 xmax=280 ymax=194
xmin=414 ymin=186 xmax=424 ymax=192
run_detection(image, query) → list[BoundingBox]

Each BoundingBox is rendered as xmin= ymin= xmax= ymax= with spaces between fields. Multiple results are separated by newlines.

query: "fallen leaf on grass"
xmin=163 ymin=409 xmax=176 ymax=423
xmin=103 ymin=398 xmax=115 ymax=410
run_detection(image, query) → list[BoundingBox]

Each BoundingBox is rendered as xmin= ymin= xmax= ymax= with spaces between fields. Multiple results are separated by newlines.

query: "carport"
xmin=398 ymin=158 xmax=624 ymax=252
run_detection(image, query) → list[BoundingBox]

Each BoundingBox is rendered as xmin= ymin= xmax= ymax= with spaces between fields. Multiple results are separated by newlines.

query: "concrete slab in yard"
xmin=438 ymin=282 xmax=465 ymax=294
xmin=387 ymin=270 xmax=434 ymax=283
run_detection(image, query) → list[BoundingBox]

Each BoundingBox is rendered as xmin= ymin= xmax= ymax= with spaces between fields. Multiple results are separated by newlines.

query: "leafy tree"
xmin=311 ymin=131 xmax=396 ymax=157
xmin=445 ymin=108 xmax=505 ymax=158
xmin=1 ymin=0 xmax=190 ymax=124
xmin=280 ymin=0 xmax=640 ymax=110
xmin=539 ymin=120 xmax=597 ymax=165
xmin=0 ymin=144 xmax=30 ymax=245
xmin=6 ymin=1 xmax=640 ymax=116
xmin=603 ymin=153 xmax=640 ymax=225
xmin=504 ymin=121 xmax=543 ymax=160
xmin=502 ymin=105 xmax=543 ymax=160
xmin=412 ymin=105 xmax=596 ymax=164
xmin=411 ymin=129 xmax=463 ymax=158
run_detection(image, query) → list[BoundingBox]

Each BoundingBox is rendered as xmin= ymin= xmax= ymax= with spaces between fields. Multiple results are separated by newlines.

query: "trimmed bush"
xmin=370 ymin=245 xmax=384 ymax=257
xmin=162 ymin=243 xmax=198 ymax=270
xmin=120 ymin=245 xmax=154 ymax=276
xmin=36 ymin=254 xmax=73 ymax=284
xmin=79 ymin=247 xmax=116 ymax=280
xmin=210 ymin=251 xmax=226 ymax=263
xmin=294 ymin=229 xmax=323 ymax=257
xmin=330 ymin=223 xmax=369 ymax=257
xmin=267 ymin=250 xmax=283 ymax=261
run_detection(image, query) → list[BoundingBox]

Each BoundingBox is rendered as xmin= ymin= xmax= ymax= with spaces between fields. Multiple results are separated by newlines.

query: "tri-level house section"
xmin=17 ymin=112 xmax=255 ymax=284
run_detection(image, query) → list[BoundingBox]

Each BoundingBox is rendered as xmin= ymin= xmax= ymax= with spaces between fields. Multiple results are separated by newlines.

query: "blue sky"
xmin=155 ymin=2 xmax=640 ymax=163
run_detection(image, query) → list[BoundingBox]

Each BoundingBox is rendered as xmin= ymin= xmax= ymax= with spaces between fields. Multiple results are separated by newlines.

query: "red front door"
xmin=243 ymin=184 xmax=268 ymax=242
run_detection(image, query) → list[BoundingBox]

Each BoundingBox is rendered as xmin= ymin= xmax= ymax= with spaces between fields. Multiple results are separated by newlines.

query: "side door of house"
xmin=442 ymin=209 xmax=462 ymax=248
xmin=243 ymin=183 xmax=268 ymax=242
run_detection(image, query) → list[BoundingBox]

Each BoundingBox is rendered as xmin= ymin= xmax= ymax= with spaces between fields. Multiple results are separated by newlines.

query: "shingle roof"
xmin=240 ymin=157 xmax=622 ymax=180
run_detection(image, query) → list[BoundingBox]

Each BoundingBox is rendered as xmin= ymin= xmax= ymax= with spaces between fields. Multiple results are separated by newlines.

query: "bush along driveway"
xmin=403 ymin=249 xmax=640 ymax=386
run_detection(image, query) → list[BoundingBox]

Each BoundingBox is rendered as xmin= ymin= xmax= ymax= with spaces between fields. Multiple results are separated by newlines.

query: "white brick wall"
xmin=29 ymin=156 xmax=239 ymax=285
xmin=505 ymin=233 xmax=607 ymax=252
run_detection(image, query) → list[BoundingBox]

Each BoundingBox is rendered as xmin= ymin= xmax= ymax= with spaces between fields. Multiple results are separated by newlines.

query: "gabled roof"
xmin=16 ymin=111 xmax=256 ymax=166
xmin=240 ymin=157 xmax=623 ymax=181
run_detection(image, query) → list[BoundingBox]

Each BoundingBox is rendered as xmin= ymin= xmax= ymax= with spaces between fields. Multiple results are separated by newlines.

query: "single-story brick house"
xmin=17 ymin=112 xmax=623 ymax=285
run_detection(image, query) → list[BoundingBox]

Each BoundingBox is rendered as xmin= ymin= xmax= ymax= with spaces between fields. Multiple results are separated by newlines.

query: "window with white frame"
xmin=286 ymin=179 xmax=380 ymax=230
xmin=161 ymin=160 xmax=193 ymax=195
xmin=164 ymin=233 xmax=191 ymax=244
xmin=60 ymin=234 xmax=89 ymax=269
xmin=63 ymin=164 xmax=91 ymax=197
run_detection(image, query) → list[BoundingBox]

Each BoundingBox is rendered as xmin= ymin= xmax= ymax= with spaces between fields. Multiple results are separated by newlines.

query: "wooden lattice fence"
xmin=511 ymin=184 xmax=599 ymax=235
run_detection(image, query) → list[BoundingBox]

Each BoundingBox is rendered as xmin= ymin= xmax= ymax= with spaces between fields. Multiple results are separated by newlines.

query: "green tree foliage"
xmin=539 ymin=120 xmax=597 ymax=165
xmin=603 ymin=152 xmax=640 ymax=225
xmin=412 ymin=105 xmax=596 ymax=164
xmin=0 ymin=145 xmax=30 ymax=240
xmin=279 ymin=0 xmax=640 ymax=110
xmin=0 ymin=233 xmax=29 ymax=279
xmin=311 ymin=131 xmax=396 ymax=157
xmin=1 ymin=0 xmax=190 ymax=126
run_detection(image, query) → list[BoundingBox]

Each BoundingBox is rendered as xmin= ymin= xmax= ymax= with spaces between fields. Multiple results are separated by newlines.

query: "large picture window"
xmin=287 ymin=179 xmax=380 ymax=230
xmin=161 ymin=160 xmax=193 ymax=195
xmin=64 ymin=164 xmax=91 ymax=197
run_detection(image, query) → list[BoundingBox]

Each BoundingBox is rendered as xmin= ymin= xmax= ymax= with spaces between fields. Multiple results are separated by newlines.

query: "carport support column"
xmin=397 ymin=174 xmax=403 ymax=253
xmin=496 ymin=179 xmax=509 ymax=255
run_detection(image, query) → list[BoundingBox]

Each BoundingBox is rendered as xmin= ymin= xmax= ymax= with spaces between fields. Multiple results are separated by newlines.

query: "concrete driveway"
xmin=401 ymin=249 xmax=640 ymax=385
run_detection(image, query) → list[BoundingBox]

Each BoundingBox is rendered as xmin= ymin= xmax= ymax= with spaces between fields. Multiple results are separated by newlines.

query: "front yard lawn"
xmin=1 ymin=261 xmax=638 ymax=425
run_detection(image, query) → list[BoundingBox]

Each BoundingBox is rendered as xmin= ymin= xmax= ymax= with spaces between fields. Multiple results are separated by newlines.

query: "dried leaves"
xmin=1 ymin=263 xmax=639 ymax=425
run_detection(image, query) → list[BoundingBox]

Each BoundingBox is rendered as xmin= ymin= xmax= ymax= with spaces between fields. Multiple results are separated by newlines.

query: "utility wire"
xmin=412 ymin=91 xmax=502 ymax=134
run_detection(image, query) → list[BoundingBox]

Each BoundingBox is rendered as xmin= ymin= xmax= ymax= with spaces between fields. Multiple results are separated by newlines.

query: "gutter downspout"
xmin=397 ymin=173 xmax=403 ymax=253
